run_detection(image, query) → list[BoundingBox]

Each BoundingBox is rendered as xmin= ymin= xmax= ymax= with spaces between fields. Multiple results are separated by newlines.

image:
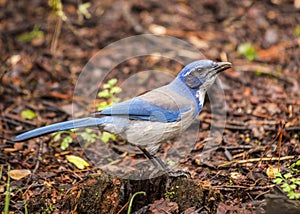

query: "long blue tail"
xmin=13 ymin=117 xmax=104 ymax=142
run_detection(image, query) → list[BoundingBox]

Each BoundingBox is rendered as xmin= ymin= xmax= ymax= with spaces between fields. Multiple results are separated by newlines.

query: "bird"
xmin=13 ymin=60 xmax=231 ymax=173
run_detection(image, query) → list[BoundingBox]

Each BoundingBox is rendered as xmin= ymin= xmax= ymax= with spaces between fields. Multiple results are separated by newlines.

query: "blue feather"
xmin=100 ymin=98 xmax=190 ymax=122
xmin=13 ymin=117 xmax=105 ymax=142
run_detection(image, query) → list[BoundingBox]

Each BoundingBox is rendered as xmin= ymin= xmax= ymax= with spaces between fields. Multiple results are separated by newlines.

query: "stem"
xmin=127 ymin=191 xmax=146 ymax=214
xmin=4 ymin=164 xmax=11 ymax=214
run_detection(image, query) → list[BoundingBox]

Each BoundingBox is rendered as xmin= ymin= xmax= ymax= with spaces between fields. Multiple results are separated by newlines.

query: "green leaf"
xmin=112 ymin=97 xmax=121 ymax=104
xmin=273 ymin=178 xmax=283 ymax=185
xmin=293 ymin=193 xmax=300 ymax=200
xmin=289 ymin=184 xmax=297 ymax=190
xmin=85 ymin=128 xmax=92 ymax=133
xmin=294 ymin=179 xmax=300 ymax=185
xmin=77 ymin=2 xmax=91 ymax=19
xmin=53 ymin=132 xmax=62 ymax=142
xmin=103 ymin=83 xmax=111 ymax=89
xmin=96 ymin=101 xmax=111 ymax=111
xmin=274 ymin=172 xmax=283 ymax=179
xmin=60 ymin=136 xmax=73 ymax=150
xmin=166 ymin=158 xmax=176 ymax=166
xmin=284 ymin=173 xmax=293 ymax=179
xmin=238 ymin=43 xmax=257 ymax=61
xmin=98 ymin=89 xmax=111 ymax=98
xmin=110 ymin=86 xmax=122 ymax=94
xmin=21 ymin=109 xmax=37 ymax=120
xmin=288 ymin=191 xmax=296 ymax=199
xmin=66 ymin=155 xmax=89 ymax=169
xmin=80 ymin=132 xmax=100 ymax=143
xmin=281 ymin=183 xmax=291 ymax=192
xmin=17 ymin=25 xmax=44 ymax=43
xmin=100 ymin=131 xmax=117 ymax=143
xmin=108 ymin=78 xmax=118 ymax=86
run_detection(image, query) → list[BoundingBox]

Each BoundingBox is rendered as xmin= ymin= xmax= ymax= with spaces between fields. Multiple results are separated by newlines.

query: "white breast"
xmin=121 ymin=108 xmax=195 ymax=148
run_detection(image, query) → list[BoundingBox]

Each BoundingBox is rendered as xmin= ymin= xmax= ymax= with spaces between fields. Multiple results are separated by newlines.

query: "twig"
xmin=245 ymin=121 xmax=285 ymax=177
xmin=233 ymin=62 xmax=293 ymax=84
xmin=50 ymin=17 xmax=62 ymax=55
xmin=286 ymin=126 xmax=300 ymax=131
xmin=116 ymin=201 xmax=130 ymax=214
xmin=33 ymin=141 xmax=43 ymax=174
xmin=214 ymin=184 xmax=275 ymax=191
xmin=3 ymin=113 xmax=37 ymax=126
xmin=277 ymin=121 xmax=284 ymax=169
xmin=218 ymin=155 xmax=295 ymax=168
xmin=72 ymin=189 xmax=82 ymax=213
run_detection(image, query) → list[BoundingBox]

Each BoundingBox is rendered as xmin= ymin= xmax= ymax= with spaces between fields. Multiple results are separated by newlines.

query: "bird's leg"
xmin=138 ymin=146 xmax=169 ymax=173
xmin=138 ymin=146 xmax=190 ymax=178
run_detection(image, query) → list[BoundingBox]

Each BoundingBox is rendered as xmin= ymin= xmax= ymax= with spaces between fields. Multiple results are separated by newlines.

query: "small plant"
xmin=288 ymin=159 xmax=300 ymax=173
xmin=3 ymin=165 xmax=29 ymax=214
xmin=95 ymin=78 xmax=122 ymax=143
xmin=164 ymin=185 xmax=179 ymax=200
xmin=4 ymin=165 xmax=11 ymax=214
xmin=52 ymin=130 xmax=74 ymax=150
xmin=49 ymin=0 xmax=92 ymax=22
xmin=127 ymin=191 xmax=146 ymax=214
xmin=13 ymin=188 xmax=28 ymax=214
xmin=273 ymin=159 xmax=300 ymax=200
xmin=96 ymin=78 xmax=122 ymax=110
xmin=48 ymin=0 xmax=67 ymax=20
xmin=52 ymin=78 xmax=121 ymax=149
xmin=17 ymin=25 xmax=44 ymax=43
xmin=238 ymin=43 xmax=257 ymax=61
xmin=77 ymin=2 xmax=92 ymax=23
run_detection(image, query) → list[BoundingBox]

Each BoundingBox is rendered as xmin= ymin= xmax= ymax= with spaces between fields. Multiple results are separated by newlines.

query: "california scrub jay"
xmin=13 ymin=60 xmax=231 ymax=173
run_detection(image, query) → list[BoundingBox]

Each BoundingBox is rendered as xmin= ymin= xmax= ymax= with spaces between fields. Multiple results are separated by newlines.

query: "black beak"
xmin=214 ymin=62 xmax=232 ymax=74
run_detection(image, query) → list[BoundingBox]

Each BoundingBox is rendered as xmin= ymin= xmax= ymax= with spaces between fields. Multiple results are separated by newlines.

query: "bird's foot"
xmin=167 ymin=168 xmax=191 ymax=178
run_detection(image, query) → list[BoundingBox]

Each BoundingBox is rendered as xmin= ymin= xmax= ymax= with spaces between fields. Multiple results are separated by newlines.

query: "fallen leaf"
xmin=266 ymin=165 xmax=280 ymax=178
xmin=0 ymin=185 xmax=4 ymax=193
xmin=8 ymin=169 xmax=31 ymax=180
xmin=149 ymin=198 xmax=178 ymax=214
xmin=230 ymin=172 xmax=243 ymax=180
xmin=183 ymin=207 xmax=196 ymax=213
xmin=4 ymin=142 xmax=24 ymax=153
xmin=21 ymin=109 xmax=37 ymax=120
xmin=66 ymin=155 xmax=89 ymax=169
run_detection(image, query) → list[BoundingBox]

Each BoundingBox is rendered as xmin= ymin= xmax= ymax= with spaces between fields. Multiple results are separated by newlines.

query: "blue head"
xmin=171 ymin=60 xmax=231 ymax=112
xmin=177 ymin=60 xmax=231 ymax=92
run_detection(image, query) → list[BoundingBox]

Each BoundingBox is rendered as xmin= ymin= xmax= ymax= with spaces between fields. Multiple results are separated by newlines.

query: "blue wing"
xmin=99 ymin=98 xmax=190 ymax=122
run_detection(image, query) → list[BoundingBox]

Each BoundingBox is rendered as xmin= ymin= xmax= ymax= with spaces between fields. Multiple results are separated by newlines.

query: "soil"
xmin=1 ymin=0 xmax=300 ymax=213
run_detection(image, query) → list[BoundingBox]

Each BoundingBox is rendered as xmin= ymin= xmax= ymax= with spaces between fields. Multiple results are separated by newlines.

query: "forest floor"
xmin=1 ymin=0 xmax=300 ymax=213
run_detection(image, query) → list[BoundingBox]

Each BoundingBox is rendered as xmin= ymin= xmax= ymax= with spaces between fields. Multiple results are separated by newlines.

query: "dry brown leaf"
xmin=149 ymin=198 xmax=179 ymax=214
xmin=8 ymin=169 xmax=31 ymax=180
xmin=266 ymin=165 xmax=280 ymax=178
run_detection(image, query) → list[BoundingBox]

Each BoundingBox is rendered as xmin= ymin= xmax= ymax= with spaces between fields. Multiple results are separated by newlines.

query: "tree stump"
xmin=61 ymin=170 xmax=220 ymax=213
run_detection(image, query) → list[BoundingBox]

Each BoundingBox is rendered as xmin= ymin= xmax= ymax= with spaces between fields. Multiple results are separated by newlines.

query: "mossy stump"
xmin=62 ymin=170 xmax=220 ymax=213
